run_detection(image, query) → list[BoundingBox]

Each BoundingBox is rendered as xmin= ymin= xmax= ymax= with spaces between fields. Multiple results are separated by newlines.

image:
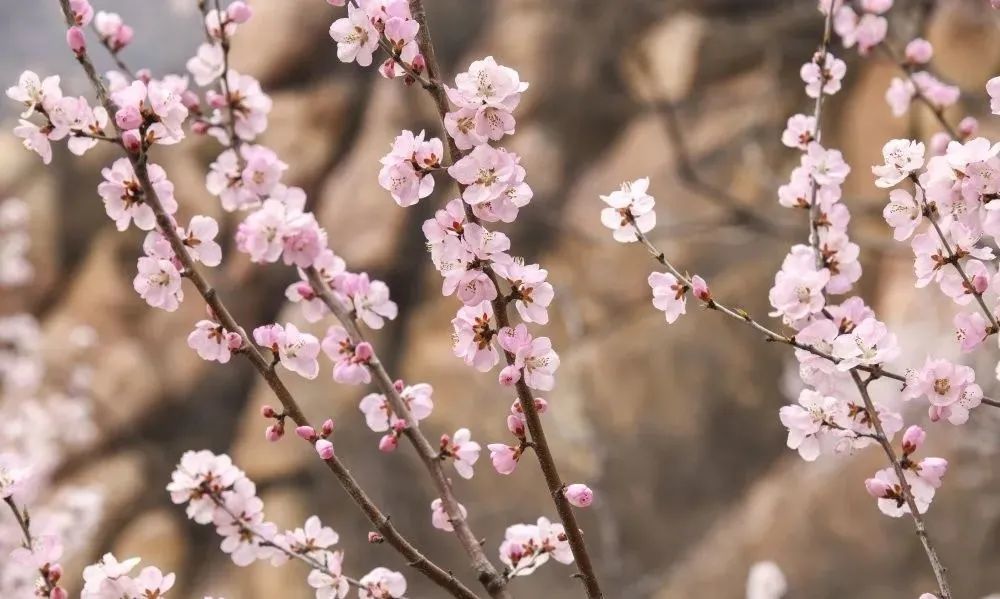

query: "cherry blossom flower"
xmin=445 ymin=56 xmax=529 ymax=146
xmin=321 ymin=326 xmax=372 ymax=385
xmin=6 ymin=70 xmax=63 ymax=118
xmin=492 ymin=260 xmax=554 ymax=324
xmin=873 ymin=139 xmax=925 ymax=188
xmin=452 ymin=301 xmax=500 ymax=371
xmin=439 ymin=428 xmax=481 ymax=479
xmin=804 ymin=142 xmax=851 ymax=187
xmin=954 ymin=311 xmax=989 ymax=353
xmin=341 ymin=272 xmax=398 ymax=329
xmin=358 ymin=567 xmax=407 ymax=599
xmin=781 ymin=114 xmax=816 ymax=150
xmin=487 ymin=443 xmax=520 ymax=475
xmin=779 ymin=389 xmax=849 ymax=461
xmin=98 ymin=158 xmax=178 ymax=231
xmin=306 ymin=551 xmax=350 ymax=599
xmin=378 ymin=130 xmax=442 ymax=207
xmin=904 ymin=358 xmax=982 ymax=425
xmin=358 ymin=383 xmax=434 ymax=433
xmin=648 ymin=271 xmax=688 ymax=324
xmin=188 ymin=320 xmax=236 ymax=363
xmin=431 ymin=498 xmax=468 ymax=532
xmin=746 ymin=561 xmax=788 ymax=599
xmin=865 ymin=466 xmax=938 ymax=517
xmin=499 ymin=517 xmax=573 ymax=576
xmin=800 ymin=52 xmax=847 ymax=98
xmin=600 ymin=177 xmax=656 ymax=243
xmin=768 ymin=245 xmax=830 ymax=324
xmin=905 ymin=38 xmax=933 ymax=64
xmin=208 ymin=71 xmax=272 ymax=142
xmin=883 ymin=188 xmax=923 ymax=241
xmin=80 ymin=553 xmax=142 ymax=599
xmin=988 ymin=75 xmax=1000 ymax=116
xmin=277 ymin=323 xmax=321 ymax=379
xmin=564 ymin=484 xmax=594 ymax=508
xmin=832 ymin=317 xmax=900 ymax=370
xmin=94 ymin=11 xmax=133 ymax=52
xmin=329 ymin=4 xmax=379 ymax=67
xmin=448 ymin=144 xmax=520 ymax=206
xmin=134 ymin=255 xmax=184 ymax=312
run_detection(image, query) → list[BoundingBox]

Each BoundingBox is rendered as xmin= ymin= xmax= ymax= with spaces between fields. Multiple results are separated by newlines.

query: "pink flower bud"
xmin=902 ymin=425 xmax=926 ymax=454
xmin=865 ymin=477 xmax=892 ymax=498
xmin=439 ymin=433 xmax=451 ymax=448
xmin=904 ymin=38 xmax=933 ymax=64
xmin=69 ymin=0 xmax=94 ymax=26
xmin=393 ymin=379 xmax=405 ymax=393
xmin=66 ymin=27 xmax=87 ymax=56
xmin=191 ymin=120 xmax=210 ymax=135
xmin=506 ymin=414 xmax=525 ymax=437
xmin=115 ymin=106 xmax=142 ymax=130
xmin=321 ymin=418 xmax=334 ymax=437
xmin=379 ymin=434 xmax=398 ymax=452
xmin=368 ymin=531 xmax=384 ymax=543
xmin=265 ymin=423 xmax=283 ymax=442
xmin=113 ymin=25 xmax=134 ymax=50
xmin=296 ymin=425 xmax=316 ymax=441
xmin=499 ymin=365 xmax=521 ymax=386
xmin=207 ymin=91 xmax=227 ymax=109
xmin=227 ymin=1 xmax=253 ymax=23
xmin=691 ymin=275 xmax=711 ymax=302
xmin=355 ymin=341 xmax=373 ymax=362
xmin=181 ymin=90 xmax=201 ymax=111
xmin=411 ymin=54 xmax=426 ymax=74
xmin=226 ymin=332 xmax=244 ymax=351
xmin=260 ymin=404 xmax=277 ymax=418
xmin=122 ymin=129 xmax=142 ymax=153
xmin=534 ymin=397 xmax=548 ymax=414
xmin=48 ymin=564 xmax=63 ymax=583
xmin=958 ymin=116 xmax=979 ymax=139
xmin=315 ymin=439 xmax=335 ymax=460
xmin=391 ymin=419 xmax=407 ymax=433
xmin=50 ymin=587 xmax=68 ymax=599
xmin=564 ymin=483 xmax=594 ymax=508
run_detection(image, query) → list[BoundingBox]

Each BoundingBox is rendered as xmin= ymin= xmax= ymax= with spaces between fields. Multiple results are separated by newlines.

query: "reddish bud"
xmin=865 ymin=477 xmax=892 ymax=498
xmin=226 ymin=332 xmax=244 ymax=351
xmin=368 ymin=531 xmax=384 ymax=543
xmin=265 ymin=423 xmax=283 ymax=443
xmin=50 ymin=587 xmax=68 ymax=599
xmin=191 ymin=120 xmax=210 ymax=135
xmin=499 ymin=365 xmax=520 ymax=386
xmin=901 ymin=425 xmax=926 ymax=455
xmin=393 ymin=379 xmax=405 ymax=393
xmin=321 ymin=418 xmax=334 ymax=437
xmin=260 ymin=404 xmax=277 ymax=418
xmin=66 ymin=27 xmax=86 ymax=56
xmin=564 ymin=483 xmax=594 ymax=508
xmin=355 ymin=341 xmax=374 ymax=362
xmin=506 ymin=414 xmax=525 ymax=438
xmin=121 ymin=129 xmax=142 ymax=153
xmin=315 ymin=439 xmax=335 ymax=460
xmin=379 ymin=434 xmax=398 ymax=453
xmin=48 ymin=564 xmax=63 ymax=583
xmin=227 ymin=1 xmax=253 ymax=23
xmin=296 ymin=425 xmax=317 ymax=441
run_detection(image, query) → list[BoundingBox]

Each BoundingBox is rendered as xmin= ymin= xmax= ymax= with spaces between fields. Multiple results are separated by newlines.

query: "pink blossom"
xmin=768 ymin=245 xmax=830 ymax=324
xmin=227 ymin=1 xmax=253 ymax=23
xmin=904 ymin=358 xmax=982 ymax=425
xmin=600 ymin=177 xmax=656 ymax=242
xmin=804 ymin=142 xmax=851 ymax=187
xmin=440 ymin=428 xmax=481 ymax=479
xmin=781 ymin=114 xmax=816 ymax=150
xmin=515 ymin=335 xmax=560 ymax=391
xmin=93 ymin=11 xmax=133 ymax=52
xmin=905 ymin=38 xmax=933 ymax=64
xmin=321 ymin=325 xmax=372 ymax=385
xmin=187 ymin=42 xmax=225 ymax=87
xmin=913 ymin=71 xmax=960 ymax=110
xmin=341 ymin=272 xmax=398 ymax=329
xmin=448 ymin=144 xmax=521 ymax=206
xmin=939 ymin=259 xmax=990 ymax=306
xmin=13 ymin=120 xmax=54 ymax=164
xmin=206 ymin=149 xmax=258 ymax=211
xmin=98 ymin=158 xmax=177 ymax=231
xmin=885 ymin=77 xmax=914 ymax=116
xmin=358 ymin=567 xmax=407 ymax=599
xmin=6 ymin=70 xmax=63 ymax=120
xmin=988 ymin=76 xmax=1000 ymax=116
xmin=832 ymin=317 xmax=900 ymax=370
xmin=954 ymin=311 xmax=989 ymax=352
xmin=69 ymin=0 xmax=94 ymax=26
xmin=237 ymin=199 xmax=288 ymax=263
xmin=306 ymin=551 xmax=350 ymax=599
xmin=315 ymin=439 xmax=335 ymax=460
xmin=358 ymin=383 xmax=434 ymax=432
xmin=648 ymin=271 xmax=688 ymax=324
xmin=564 ymin=483 xmax=594 ymax=508
xmin=492 ymin=261 xmax=554 ymax=324
xmin=883 ymin=188 xmax=923 ymax=241
xmin=66 ymin=26 xmax=87 ymax=56
xmin=800 ymin=52 xmax=847 ymax=98
xmin=779 ymin=389 xmax=848 ymax=461
xmin=431 ymin=498 xmax=468 ymax=532
xmin=134 ymin=256 xmax=184 ymax=311
xmin=278 ymin=323 xmax=321 ymax=379
xmin=445 ymin=56 xmax=528 ymax=145
xmin=865 ymin=467 xmax=935 ymax=517
xmin=208 ymin=71 xmax=272 ymax=142
xmin=188 ymin=320 xmax=234 ymax=363
xmin=487 ymin=443 xmax=520 ymax=475
xmin=872 ymin=139 xmax=925 ymax=188
xmin=329 ymin=4 xmax=379 ymax=67
xmin=378 ymin=130 xmax=442 ymax=207
xmin=901 ymin=425 xmax=926 ymax=455
xmin=452 ymin=301 xmax=500 ymax=371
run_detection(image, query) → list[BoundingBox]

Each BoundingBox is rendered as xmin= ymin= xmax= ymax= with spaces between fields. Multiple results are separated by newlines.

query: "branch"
xmin=304 ymin=268 xmax=512 ymax=599
xmin=849 ymin=370 xmax=953 ymax=598
xmin=403 ymin=1 xmax=605 ymax=596
xmin=54 ymin=3 xmax=480 ymax=597
xmin=4 ymin=497 xmax=60 ymax=597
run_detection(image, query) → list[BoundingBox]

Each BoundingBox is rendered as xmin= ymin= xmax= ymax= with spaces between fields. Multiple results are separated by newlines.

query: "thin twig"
xmin=4 ymin=497 xmax=58 ymax=596
xmin=54 ymin=3 xmax=480 ymax=597
xmin=402 ymin=1 xmax=605 ymax=596
xmin=304 ymin=268 xmax=512 ymax=599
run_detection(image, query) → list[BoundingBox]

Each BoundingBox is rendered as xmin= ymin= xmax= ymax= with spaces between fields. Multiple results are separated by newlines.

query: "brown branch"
xmin=403 ymin=1 xmax=605 ymax=596
xmin=304 ymin=268 xmax=512 ymax=599
xmin=54 ymin=3 xmax=480 ymax=597
xmin=4 ymin=497 xmax=59 ymax=596
xmin=849 ymin=370 xmax=953 ymax=598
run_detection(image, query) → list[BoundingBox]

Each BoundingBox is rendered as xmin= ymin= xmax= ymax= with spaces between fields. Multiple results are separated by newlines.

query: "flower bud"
xmin=315 ymin=439 xmax=335 ymax=460
xmin=260 ymin=404 xmax=277 ymax=418
xmin=50 ymin=587 xmax=68 ymax=599
xmin=958 ymin=116 xmax=979 ymax=140
xmin=69 ymin=0 xmax=94 ymax=26
xmin=564 ymin=483 xmax=594 ymax=508
xmin=48 ymin=564 xmax=63 ymax=583
xmin=355 ymin=341 xmax=373 ymax=362
xmin=901 ymin=425 xmax=926 ymax=455
xmin=368 ymin=531 xmax=384 ymax=543
xmin=378 ymin=434 xmax=398 ymax=452
xmin=499 ymin=365 xmax=520 ymax=386
xmin=181 ymin=89 xmax=201 ymax=111
xmin=113 ymin=25 xmax=134 ymax=51
xmin=265 ymin=423 xmax=283 ymax=443
xmin=226 ymin=332 xmax=244 ymax=351
xmin=692 ymin=275 xmax=711 ymax=302
xmin=227 ymin=1 xmax=253 ymax=23
xmin=393 ymin=379 xmax=405 ymax=393
xmin=66 ymin=27 xmax=87 ymax=56
xmin=121 ymin=129 xmax=142 ymax=153
xmin=296 ymin=425 xmax=316 ymax=441
xmin=534 ymin=397 xmax=548 ymax=414
xmin=506 ymin=414 xmax=525 ymax=437
xmin=904 ymin=38 xmax=933 ymax=64
xmin=115 ymin=106 xmax=142 ymax=130
xmin=321 ymin=418 xmax=334 ymax=437
xmin=865 ymin=477 xmax=892 ymax=498
xmin=191 ymin=120 xmax=210 ymax=135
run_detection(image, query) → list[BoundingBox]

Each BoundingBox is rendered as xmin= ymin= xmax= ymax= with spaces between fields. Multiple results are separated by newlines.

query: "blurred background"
xmin=3 ymin=0 xmax=1000 ymax=597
